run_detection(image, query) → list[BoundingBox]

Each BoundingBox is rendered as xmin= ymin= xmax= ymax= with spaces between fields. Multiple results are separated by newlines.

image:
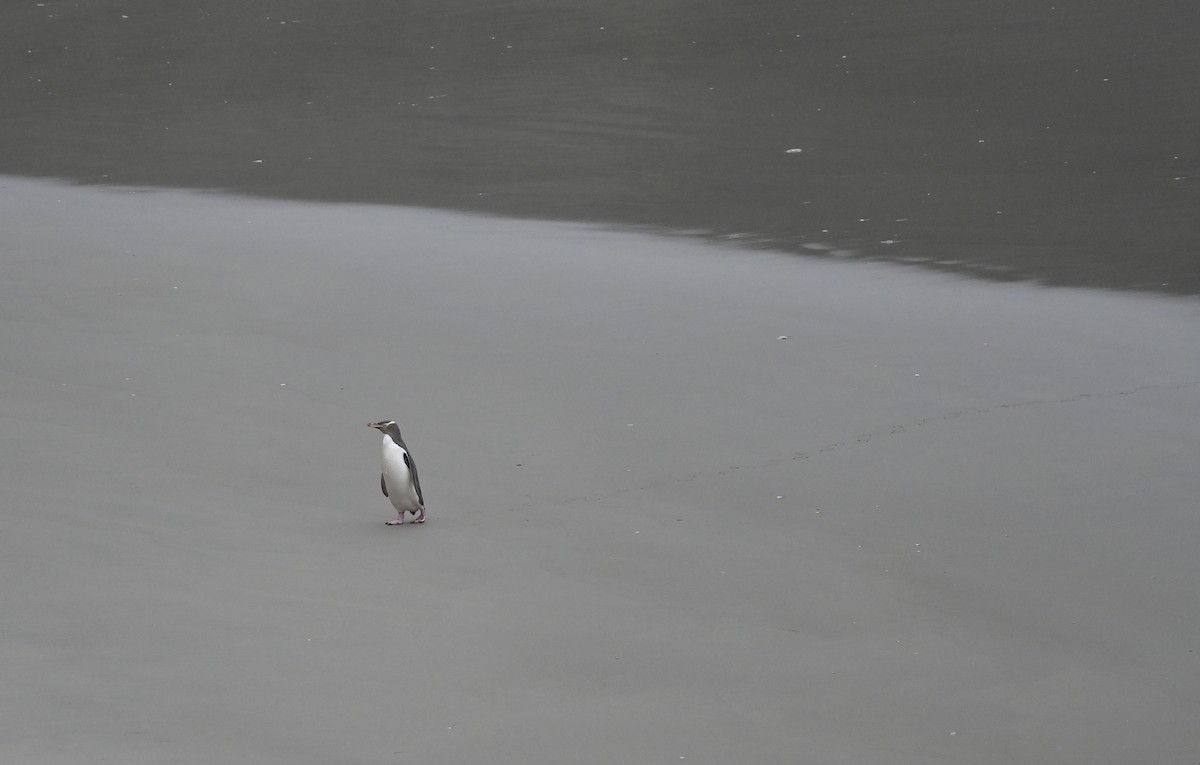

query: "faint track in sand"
xmin=544 ymin=379 xmax=1200 ymax=509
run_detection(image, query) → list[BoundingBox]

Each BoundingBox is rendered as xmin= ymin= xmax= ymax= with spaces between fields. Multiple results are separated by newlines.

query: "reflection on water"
xmin=0 ymin=0 xmax=1196 ymax=292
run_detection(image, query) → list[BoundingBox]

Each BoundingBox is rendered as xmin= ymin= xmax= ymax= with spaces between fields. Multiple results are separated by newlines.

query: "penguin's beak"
xmin=367 ymin=422 xmax=382 ymax=430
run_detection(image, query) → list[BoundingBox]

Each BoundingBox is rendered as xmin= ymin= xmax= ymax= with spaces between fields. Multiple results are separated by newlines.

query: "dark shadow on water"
xmin=1 ymin=0 xmax=1196 ymax=293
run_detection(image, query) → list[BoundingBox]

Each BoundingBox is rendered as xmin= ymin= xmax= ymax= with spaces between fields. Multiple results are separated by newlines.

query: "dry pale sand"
xmin=2 ymin=177 xmax=1198 ymax=764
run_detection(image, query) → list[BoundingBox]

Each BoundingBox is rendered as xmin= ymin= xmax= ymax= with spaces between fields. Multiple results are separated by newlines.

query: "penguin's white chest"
xmin=381 ymin=438 xmax=421 ymax=512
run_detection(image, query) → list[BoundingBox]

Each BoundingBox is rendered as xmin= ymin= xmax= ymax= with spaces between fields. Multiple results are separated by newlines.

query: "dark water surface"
xmin=2 ymin=0 xmax=1197 ymax=292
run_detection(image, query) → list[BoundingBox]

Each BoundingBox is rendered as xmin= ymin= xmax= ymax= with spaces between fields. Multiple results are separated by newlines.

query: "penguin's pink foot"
xmin=386 ymin=517 xmax=405 ymax=525
xmin=413 ymin=506 xmax=426 ymax=524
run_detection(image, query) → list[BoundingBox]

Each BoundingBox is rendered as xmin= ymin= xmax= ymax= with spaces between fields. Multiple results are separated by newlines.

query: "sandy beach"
xmin=2 ymin=176 xmax=1198 ymax=763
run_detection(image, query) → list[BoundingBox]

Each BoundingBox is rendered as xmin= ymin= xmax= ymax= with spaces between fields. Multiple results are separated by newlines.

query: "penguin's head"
xmin=368 ymin=420 xmax=402 ymax=440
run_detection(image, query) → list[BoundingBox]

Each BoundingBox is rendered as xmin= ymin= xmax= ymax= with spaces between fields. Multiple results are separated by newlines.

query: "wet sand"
xmin=2 ymin=177 xmax=1198 ymax=763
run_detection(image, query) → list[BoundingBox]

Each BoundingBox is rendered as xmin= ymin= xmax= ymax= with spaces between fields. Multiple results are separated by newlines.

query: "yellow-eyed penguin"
xmin=367 ymin=420 xmax=426 ymax=525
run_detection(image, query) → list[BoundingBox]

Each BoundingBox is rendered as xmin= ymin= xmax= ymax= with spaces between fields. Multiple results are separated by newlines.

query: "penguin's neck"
xmin=383 ymin=434 xmax=407 ymax=453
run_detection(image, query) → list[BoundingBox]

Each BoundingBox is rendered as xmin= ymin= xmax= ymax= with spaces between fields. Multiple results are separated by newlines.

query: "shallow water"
xmin=1 ymin=0 xmax=1196 ymax=292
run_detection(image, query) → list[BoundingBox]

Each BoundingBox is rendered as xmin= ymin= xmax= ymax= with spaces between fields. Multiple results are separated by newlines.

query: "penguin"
xmin=367 ymin=420 xmax=426 ymax=525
